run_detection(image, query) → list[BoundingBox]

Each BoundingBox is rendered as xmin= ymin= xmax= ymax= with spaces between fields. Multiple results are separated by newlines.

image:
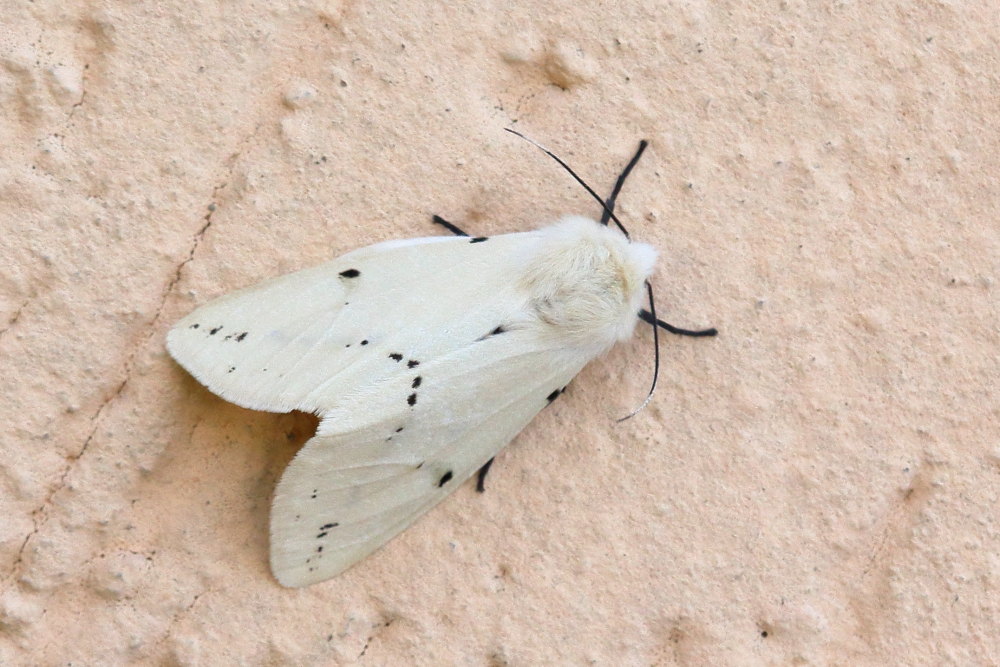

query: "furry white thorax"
xmin=519 ymin=215 xmax=657 ymax=350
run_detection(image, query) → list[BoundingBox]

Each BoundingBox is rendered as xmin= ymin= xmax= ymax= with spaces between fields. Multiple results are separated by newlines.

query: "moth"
xmin=167 ymin=131 xmax=716 ymax=587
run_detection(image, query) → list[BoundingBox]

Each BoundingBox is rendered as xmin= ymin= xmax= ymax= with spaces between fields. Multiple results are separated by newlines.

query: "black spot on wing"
xmin=209 ymin=326 xmax=222 ymax=335
xmin=395 ymin=427 xmax=404 ymax=433
xmin=438 ymin=470 xmax=453 ymax=487
xmin=235 ymin=332 xmax=247 ymax=342
xmin=412 ymin=376 xmax=422 ymax=389
xmin=361 ymin=339 xmax=369 ymax=346
xmin=469 ymin=237 xmax=488 ymax=243
xmin=227 ymin=366 xmax=236 ymax=374
xmin=320 ymin=522 xmax=339 ymax=529
xmin=476 ymin=325 xmax=507 ymax=341
xmin=407 ymin=393 xmax=417 ymax=406
xmin=339 ymin=268 xmax=360 ymax=278
xmin=389 ymin=353 xmax=403 ymax=361
xmin=189 ymin=323 xmax=200 ymax=329
xmin=407 ymin=360 xmax=420 ymax=368
xmin=546 ymin=387 xmax=567 ymax=403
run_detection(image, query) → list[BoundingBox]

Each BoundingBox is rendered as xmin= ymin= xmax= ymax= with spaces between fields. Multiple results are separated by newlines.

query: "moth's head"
xmin=522 ymin=216 xmax=656 ymax=348
xmin=505 ymin=131 xmax=713 ymax=420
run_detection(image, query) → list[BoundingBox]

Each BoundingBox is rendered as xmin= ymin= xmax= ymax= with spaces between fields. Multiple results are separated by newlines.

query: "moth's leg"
xmin=431 ymin=214 xmax=470 ymax=237
xmin=604 ymin=144 xmax=719 ymax=338
xmin=475 ymin=457 xmax=495 ymax=493
xmin=639 ymin=309 xmax=718 ymax=337
xmin=600 ymin=140 xmax=649 ymax=225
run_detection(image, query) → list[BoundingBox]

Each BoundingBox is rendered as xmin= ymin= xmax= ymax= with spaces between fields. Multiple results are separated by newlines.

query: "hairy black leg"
xmin=431 ymin=214 xmax=470 ymax=237
xmin=475 ymin=457 xmax=495 ymax=493
xmin=639 ymin=309 xmax=718 ymax=337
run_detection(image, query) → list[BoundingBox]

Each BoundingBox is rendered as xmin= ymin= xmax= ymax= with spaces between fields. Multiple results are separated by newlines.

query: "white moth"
xmin=167 ymin=133 xmax=714 ymax=587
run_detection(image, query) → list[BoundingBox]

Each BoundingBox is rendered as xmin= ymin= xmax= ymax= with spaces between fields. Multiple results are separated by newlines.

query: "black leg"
xmin=639 ymin=309 xmax=717 ymax=337
xmin=475 ymin=457 xmax=495 ymax=493
xmin=431 ymin=214 xmax=470 ymax=237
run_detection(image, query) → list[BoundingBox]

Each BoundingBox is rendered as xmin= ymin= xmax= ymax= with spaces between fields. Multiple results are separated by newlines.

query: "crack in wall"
xmin=357 ymin=616 xmax=396 ymax=660
xmin=65 ymin=63 xmax=88 ymax=123
xmin=5 ymin=146 xmax=247 ymax=584
xmin=151 ymin=588 xmax=211 ymax=653
xmin=0 ymin=300 xmax=29 ymax=342
xmin=5 ymin=375 xmax=130 ymax=581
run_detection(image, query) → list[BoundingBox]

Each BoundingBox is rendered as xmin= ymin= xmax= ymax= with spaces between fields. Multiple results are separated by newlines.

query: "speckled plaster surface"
xmin=2 ymin=1 xmax=999 ymax=664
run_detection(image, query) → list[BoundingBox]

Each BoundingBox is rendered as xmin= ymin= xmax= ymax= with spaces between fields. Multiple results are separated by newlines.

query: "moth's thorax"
xmin=519 ymin=216 xmax=657 ymax=349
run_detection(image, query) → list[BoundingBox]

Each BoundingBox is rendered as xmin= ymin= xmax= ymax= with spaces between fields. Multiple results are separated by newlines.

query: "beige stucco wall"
xmin=2 ymin=1 xmax=997 ymax=663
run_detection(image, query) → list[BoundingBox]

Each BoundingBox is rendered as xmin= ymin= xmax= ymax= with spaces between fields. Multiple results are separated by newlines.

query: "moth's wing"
xmin=269 ymin=335 xmax=588 ymax=587
xmin=166 ymin=234 xmax=536 ymax=414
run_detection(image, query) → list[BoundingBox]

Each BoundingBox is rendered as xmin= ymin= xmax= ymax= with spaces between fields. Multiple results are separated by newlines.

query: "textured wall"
xmin=2 ymin=1 xmax=998 ymax=664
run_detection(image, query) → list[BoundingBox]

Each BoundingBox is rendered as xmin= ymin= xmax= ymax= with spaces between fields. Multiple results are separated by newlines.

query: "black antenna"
xmin=601 ymin=140 xmax=648 ymax=226
xmin=505 ymin=129 xmax=662 ymax=418
xmin=618 ymin=280 xmax=661 ymax=422
xmin=504 ymin=128 xmax=631 ymax=238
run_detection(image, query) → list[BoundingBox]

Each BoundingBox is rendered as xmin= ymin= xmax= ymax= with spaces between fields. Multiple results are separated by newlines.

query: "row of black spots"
xmin=345 ymin=339 xmax=370 ymax=349
xmin=310 ymin=520 xmax=343 ymax=562
xmin=386 ymin=425 xmax=405 ymax=442
xmin=187 ymin=323 xmax=249 ymax=342
xmin=316 ymin=522 xmax=339 ymax=539
xmin=387 ymin=353 xmax=421 ymax=369
xmin=407 ymin=370 xmax=422 ymax=405
xmin=227 ymin=366 xmax=236 ymax=374
xmin=386 ymin=353 xmax=424 ymax=407
xmin=469 ymin=236 xmax=488 ymax=243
